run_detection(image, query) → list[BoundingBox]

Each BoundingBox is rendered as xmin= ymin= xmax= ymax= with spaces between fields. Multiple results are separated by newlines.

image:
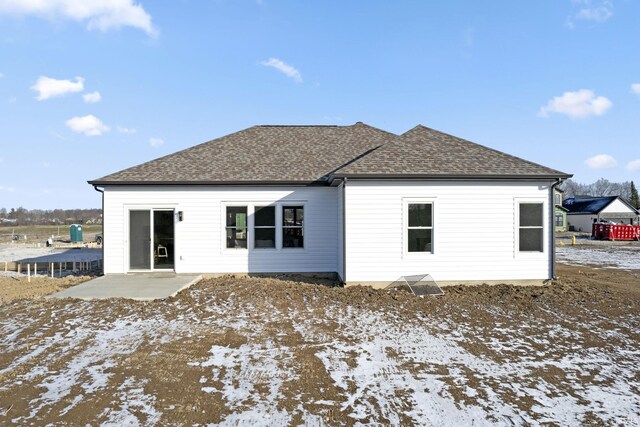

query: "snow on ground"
xmin=0 ymin=279 xmax=638 ymax=426
xmin=557 ymin=245 xmax=640 ymax=270
xmin=291 ymin=305 xmax=639 ymax=426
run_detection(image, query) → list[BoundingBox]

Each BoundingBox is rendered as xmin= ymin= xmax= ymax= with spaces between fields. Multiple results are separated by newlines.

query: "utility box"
xmin=70 ymin=224 xmax=83 ymax=243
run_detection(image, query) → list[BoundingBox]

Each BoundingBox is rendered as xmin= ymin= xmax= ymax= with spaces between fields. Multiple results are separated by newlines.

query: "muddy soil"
xmin=0 ymin=275 xmax=91 ymax=303
xmin=0 ymin=264 xmax=637 ymax=425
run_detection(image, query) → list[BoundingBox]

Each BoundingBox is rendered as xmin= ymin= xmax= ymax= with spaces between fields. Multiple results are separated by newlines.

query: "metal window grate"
xmin=386 ymin=273 xmax=444 ymax=297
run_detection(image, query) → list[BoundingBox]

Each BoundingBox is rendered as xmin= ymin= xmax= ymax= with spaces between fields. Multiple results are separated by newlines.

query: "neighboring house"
xmin=563 ymin=196 xmax=640 ymax=232
xmin=89 ymin=123 xmax=571 ymax=287
xmin=554 ymin=188 xmax=568 ymax=232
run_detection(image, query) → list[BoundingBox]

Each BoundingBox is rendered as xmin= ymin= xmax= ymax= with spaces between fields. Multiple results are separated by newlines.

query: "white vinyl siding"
xmin=102 ymin=186 xmax=338 ymax=274
xmin=601 ymin=198 xmax=636 ymax=215
xmin=344 ymin=180 xmax=551 ymax=282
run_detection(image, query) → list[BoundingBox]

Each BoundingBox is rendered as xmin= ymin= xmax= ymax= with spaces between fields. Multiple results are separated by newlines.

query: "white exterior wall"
xmin=567 ymin=215 xmax=596 ymax=232
xmin=601 ymin=198 xmax=635 ymax=215
xmin=103 ymin=186 xmax=339 ymax=275
xmin=344 ymin=180 xmax=552 ymax=283
xmin=568 ymin=199 xmax=639 ymax=232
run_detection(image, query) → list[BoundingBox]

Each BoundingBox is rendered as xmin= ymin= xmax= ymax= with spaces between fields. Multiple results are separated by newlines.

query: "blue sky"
xmin=0 ymin=0 xmax=638 ymax=209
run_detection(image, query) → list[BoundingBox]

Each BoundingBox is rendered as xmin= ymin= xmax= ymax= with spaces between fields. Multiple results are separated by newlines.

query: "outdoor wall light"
xmin=178 ymin=211 xmax=184 ymax=222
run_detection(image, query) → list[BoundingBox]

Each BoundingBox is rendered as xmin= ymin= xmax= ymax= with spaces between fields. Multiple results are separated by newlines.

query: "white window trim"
xmin=221 ymin=201 xmax=306 ymax=253
xmin=402 ymin=198 xmax=436 ymax=258
xmin=514 ymin=198 xmax=547 ymax=256
xmin=222 ymin=203 xmax=249 ymax=252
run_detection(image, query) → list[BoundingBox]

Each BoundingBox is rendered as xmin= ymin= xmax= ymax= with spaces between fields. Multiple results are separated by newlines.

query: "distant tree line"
xmin=561 ymin=178 xmax=640 ymax=209
xmin=0 ymin=207 xmax=102 ymax=225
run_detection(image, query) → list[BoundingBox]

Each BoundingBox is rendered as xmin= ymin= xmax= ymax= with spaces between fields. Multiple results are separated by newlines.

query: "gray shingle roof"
xmin=563 ymin=196 xmax=639 ymax=215
xmin=89 ymin=123 xmax=570 ymax=185
xmin=89 ymin=123 xmax=396 ymax=185
xmin=334 ymin=125 xmax=571 ymax=179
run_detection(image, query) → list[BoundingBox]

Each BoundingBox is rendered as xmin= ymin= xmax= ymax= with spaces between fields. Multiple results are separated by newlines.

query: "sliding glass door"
xmin=129 ymin=210 xmax=151 ymax=270
xmin=129 ymin=209 xmax=175 ymax=271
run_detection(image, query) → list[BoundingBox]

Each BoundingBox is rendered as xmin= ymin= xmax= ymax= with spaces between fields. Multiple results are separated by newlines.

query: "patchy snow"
xmin=1 ymin=281 xmax=638 ymax=426
xmin=292 ymin=305 xmax=640 ymax=426
xmin=557 ymin=245 xmax=640 ymax=270
xmin=101 ymin=378 xmax=162 ymax=427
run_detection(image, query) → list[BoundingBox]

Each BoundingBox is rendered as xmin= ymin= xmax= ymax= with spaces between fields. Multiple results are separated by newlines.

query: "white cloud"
xmin=627 ymin=159 xmax=640 ymax=171
xmin=585 ymin=154 xmax=617 ymax=169
xmin=149 ymin=137 xmax=164 ymax=147
xmin=631 ymin=83 xmax=640 ymax=95
xmin=260 ymin=58 xmax=302 ymax=83
xmin=538 ymin=89 xmax=612 ymax=119
xmin=0 ymin=72 xmax=4 ymax=78
xmin=82 ymin=91 xmax=101 ymax=103
xmin=0 ymin=185 xmax=15 ymax=192
xmin=65 ymin=114 xmax=109 ymax=136
xmin=568 ymin=0 xmax=613 ymax=27
xmin=0 ymin=0 xmax=157 ymax=36
xmin=117 ymin=125 xmax=136 ymax=134
xmin=31 ymin=76 xmax=84 ymax=100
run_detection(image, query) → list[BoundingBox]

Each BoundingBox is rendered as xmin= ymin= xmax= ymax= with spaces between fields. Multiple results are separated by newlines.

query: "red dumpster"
xmin=591 ymin=223 xmax=640 ymax=241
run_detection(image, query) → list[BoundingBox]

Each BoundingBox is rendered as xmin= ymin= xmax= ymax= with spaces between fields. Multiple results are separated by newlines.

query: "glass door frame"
xmin=127 ymin=206 xmax=177 ymax=272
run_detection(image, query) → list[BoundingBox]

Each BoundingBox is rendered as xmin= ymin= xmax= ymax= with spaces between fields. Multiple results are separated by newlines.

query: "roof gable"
xmin=334 ymin=125 xmax=571 ymax=179
xmin=90 ymin=123 xmax=571 ymax=185
xmin=90 ymin=123 xmax=395 ymax=185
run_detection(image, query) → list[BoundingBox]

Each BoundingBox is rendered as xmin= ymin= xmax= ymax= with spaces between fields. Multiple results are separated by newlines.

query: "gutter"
xmin=332 ymin=173 xmax=573 ymax=181
xmin=93 ymin=185 xmax=105 ymax=276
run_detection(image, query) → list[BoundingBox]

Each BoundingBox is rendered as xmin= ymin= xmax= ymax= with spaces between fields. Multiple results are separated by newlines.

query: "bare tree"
xmin=560 ymin=178 xmax=634 ymax=201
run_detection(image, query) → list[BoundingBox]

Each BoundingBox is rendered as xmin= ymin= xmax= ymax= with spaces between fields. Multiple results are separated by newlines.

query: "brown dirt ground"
xmin=0 ymin=275 xmax=92 ymax=303
xmin=0 ymin=264 xmax=637 ymax=425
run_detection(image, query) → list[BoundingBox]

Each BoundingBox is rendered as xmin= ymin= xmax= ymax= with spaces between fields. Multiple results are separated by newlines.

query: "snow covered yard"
xmin=557 ymin=244 xmax=640 ymax=270
xmin=0 ymin=264 xmax=638 ymax=426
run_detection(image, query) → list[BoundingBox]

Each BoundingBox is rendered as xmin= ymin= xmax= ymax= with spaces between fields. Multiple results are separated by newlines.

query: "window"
xmin=226 ymin=206 xmax=247 ymax=248
xmin=554 ymin=193 xmax=561 ymax=205
xmin=407 ymin=203 xmax=433 ymax=253
xmin=282 ymin=206 xmax=304 ymax=248
xmin=555 ymin=213 xmax=564 ymax=227
xmin=254 ymin=206 xmax=275 ymax=248
xmin=519 ymin=203 xmax=543 ymax=252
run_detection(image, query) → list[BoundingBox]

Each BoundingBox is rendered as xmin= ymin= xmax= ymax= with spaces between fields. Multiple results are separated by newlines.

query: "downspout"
xmin=342 ymin=178 xmax=347 ymax=284
xmin=550 ymin=179 xmax=563 ymax=280
xmin=93 ymin=185 xmax=104 ymax=275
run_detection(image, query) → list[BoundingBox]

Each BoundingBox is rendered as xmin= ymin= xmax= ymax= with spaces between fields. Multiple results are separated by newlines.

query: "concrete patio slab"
xmin=49 ymin=274 xmax=202 ymax=301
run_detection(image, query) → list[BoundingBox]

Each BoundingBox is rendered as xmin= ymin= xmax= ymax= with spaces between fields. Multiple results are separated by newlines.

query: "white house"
xmin=563 ymin=196 xmax=640 ymax=232
xmin=89 ymin=123 xmax=571 ymax=287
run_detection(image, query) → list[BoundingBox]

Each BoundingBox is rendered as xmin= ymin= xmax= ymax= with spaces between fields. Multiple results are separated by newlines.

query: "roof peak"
xmin=255 ymin=121 xmax=370 ymax=128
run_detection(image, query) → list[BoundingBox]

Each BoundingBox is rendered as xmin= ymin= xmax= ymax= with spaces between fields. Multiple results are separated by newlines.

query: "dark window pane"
xmin=408 ymin=204 xmax=432 ymax=227
xmin=408 ymin=229 xmax=432 ymax=252
xmin=520 ymin=204 xmax=542 ymax=227
xmin=226 ymin=227 xmax=247 ymax=248
xmin=555 ymin=214 xmax=563 ymax=226
xmin=519 ymin=228 xmax=543 ymax=252
xmin=283 ymin=227 xmax=304 ymax=248
xmin=283 ymin=206 xmax=304 ymax=226
xmin=226 ymin=207 xmax=247 ymax=227
xmin=255 ymin=206 xmax=275 ymax=227
xmin=254 ymin=228 xmax=275 ymax=248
